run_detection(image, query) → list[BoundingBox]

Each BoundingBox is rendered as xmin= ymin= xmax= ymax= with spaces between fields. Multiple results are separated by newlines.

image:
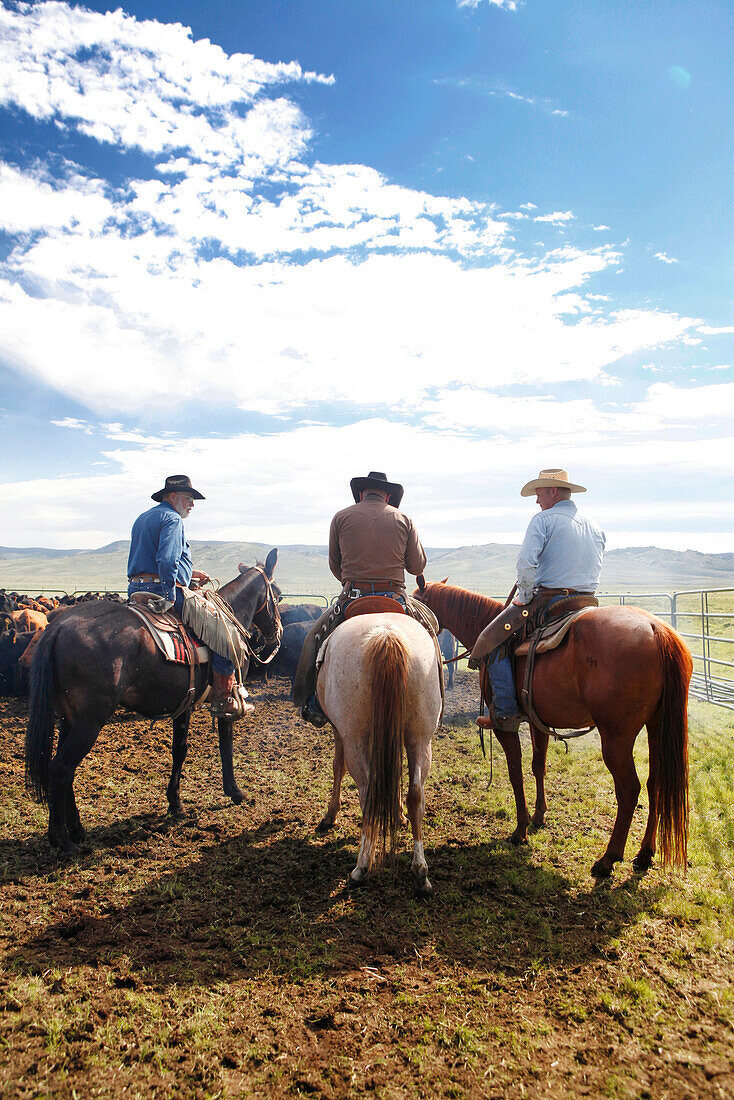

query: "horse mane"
xmin=422 ymin=582 xmax=503 ymax=644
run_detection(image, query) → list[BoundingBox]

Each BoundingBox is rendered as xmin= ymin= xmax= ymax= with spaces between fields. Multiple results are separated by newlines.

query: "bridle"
xmin=248 ymin=565 xmax=283 ymax=664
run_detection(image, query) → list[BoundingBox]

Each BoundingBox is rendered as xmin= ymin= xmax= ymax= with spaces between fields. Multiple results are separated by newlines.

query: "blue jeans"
xmin=128 ymin=580 xmax=234 ymax=675
xmin=488 ymin=656 xmax=520 ymax=718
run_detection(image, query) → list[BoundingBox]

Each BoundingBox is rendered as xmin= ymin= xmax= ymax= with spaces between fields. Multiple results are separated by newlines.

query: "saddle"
xmin=344 ymin=595 xmax=405 ymax=619
xmin=128 ymin=597 xmax=211 ymax=720
xmin=515 ymin=605 xmax=598 ymax=741
xmin=128 ymin=595 xmax=208 ymax=665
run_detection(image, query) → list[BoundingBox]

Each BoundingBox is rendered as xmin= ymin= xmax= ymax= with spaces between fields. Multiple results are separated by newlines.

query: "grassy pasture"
xmin=0 ymin=677 xmax=733 ymax=1098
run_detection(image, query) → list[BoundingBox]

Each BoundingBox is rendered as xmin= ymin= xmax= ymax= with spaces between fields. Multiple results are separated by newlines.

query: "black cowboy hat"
xmin=349 ymin=471 xmax=404 ymax=508
xmin=151 ymin=474 xmax=206 ymax=502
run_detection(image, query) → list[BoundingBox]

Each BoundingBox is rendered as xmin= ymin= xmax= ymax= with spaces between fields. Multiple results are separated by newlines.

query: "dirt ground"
xmin=1 ymin=671 xmax=733 ymax=1098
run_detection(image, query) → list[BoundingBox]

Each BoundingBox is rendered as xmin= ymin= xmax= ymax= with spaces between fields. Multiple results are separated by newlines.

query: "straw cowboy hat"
xmin=350 ymin=471 xmax=404 ymax=508
xmin=151 ymin=474 xmax=206 ymax=502
xmin=520 ymin=468 xmax=587 ymax=497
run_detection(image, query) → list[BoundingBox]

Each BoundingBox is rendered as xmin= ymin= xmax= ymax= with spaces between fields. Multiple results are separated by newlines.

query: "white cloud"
xmin=0 ymin=1 xmax=333 ymax=169
xmin=534 ymin=210 xmax=574 ymax=225
xmin=50 ymin=417 xmax=93 ymax=433
xmin=457 ymin=0 xmax=521 ymax=10
xmin=654 ymin=251 xmax=678 ymax=264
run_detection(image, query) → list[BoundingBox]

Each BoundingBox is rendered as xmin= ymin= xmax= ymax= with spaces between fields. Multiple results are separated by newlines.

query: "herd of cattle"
xmin=0 ymin=590 xmax=127 ymax=696
xmin=0 ymin=590 xmax=458 ymax=698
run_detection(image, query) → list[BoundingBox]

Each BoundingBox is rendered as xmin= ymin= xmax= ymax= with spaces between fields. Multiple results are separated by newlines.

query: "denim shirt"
xmin=126 ymin=502 xmax=193 ymax=601
xmin=516 ymin=499 xmax=605 ymax=604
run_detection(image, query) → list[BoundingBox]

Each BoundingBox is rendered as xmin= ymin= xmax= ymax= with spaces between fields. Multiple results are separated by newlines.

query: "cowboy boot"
xmin=301 ymin=692 xmax=329 ymax=728
xmin=476 ymin=703 xmax=521 ymax=734
xmin=210 ymin=672 xmax=254 ymax=720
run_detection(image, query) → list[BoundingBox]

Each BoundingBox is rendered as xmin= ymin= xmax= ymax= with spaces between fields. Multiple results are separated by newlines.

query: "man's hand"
xmin=148 ymin=596 xmax=174 ymax=613
xmin=191 ymin=569 xmax=210 ymax=587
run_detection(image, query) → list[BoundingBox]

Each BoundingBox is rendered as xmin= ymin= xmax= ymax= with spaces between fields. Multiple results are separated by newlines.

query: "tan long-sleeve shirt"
xmin=328 ymin=498 xmax=427 ymax=592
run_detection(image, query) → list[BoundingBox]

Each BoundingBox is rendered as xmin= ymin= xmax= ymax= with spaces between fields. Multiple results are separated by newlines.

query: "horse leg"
xmin=48 ymin=721 xmax=101 ymax=853
xmin=218 ymin=717 xmax=244 ymax=804
xmin=348 ymin=756 xmax=371 ymax=885
xmin=529 ymin=725 xmax=549 ymax=828
xmin=633 ymin=711 xmax=660 ymax=872
xmin=592 ymin=728 xmax=641 ymax=878
xmin=406 ymin=739 xmax=433 ymax=897
xmin=57 ymin=719 xmax=85 ymax=843
xmin=317 ymin=729 xmax=345 ymax=832
xmin=167 ymin=709 xmax=191 ymax=817
xmin=494 ymin=730 xmax=531 ymax=845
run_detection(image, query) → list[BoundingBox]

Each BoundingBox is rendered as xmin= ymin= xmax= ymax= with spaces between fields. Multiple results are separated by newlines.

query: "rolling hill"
xmin=1 ymin=541 xmax=732 ymax=597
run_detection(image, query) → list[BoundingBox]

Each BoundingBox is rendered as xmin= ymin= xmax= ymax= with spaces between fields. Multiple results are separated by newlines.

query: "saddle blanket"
xmin=128 ymin=603 xmax=209 ymax=665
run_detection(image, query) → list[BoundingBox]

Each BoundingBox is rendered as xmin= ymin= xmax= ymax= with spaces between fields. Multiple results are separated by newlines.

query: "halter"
xmin=248 ymin=565 xmax=283 ymax=664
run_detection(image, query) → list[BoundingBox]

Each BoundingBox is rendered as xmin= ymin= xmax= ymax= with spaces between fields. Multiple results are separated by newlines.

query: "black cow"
xmin=0 ymin=630 xmax=34 ymax=696
xmin=279 ymin=602 xmax=324 ymax=626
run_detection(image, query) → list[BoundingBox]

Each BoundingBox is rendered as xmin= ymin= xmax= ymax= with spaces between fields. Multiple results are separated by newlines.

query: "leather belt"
xmin=537 ymin=587 xmax=594 ymax=596
xmin=349 ymin=584 xmax=405 ymax=598
xmin=129 ymin=575 xmax=186 ymax=588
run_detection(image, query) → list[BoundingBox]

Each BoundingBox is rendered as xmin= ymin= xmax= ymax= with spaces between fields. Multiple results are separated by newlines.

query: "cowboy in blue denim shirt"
xmin=127 ymin=474 xmax=252 ymax=719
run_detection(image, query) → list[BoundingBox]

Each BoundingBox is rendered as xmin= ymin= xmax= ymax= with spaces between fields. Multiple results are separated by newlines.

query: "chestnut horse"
xmin=25 ymin=552 xmax=281 ymax=853
xmin=316 ymin=614 xmax=442 ymax=895
xmin=413 ymin=580 xmax=692 ymax=877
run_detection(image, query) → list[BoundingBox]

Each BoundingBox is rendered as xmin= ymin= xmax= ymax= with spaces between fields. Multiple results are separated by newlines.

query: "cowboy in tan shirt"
xmin=294 ymin=471 xmax=427 ymax=726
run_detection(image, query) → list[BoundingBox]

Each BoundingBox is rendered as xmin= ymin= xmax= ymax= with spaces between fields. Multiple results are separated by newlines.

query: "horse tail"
xmin=652 ymin=621 xmax=693 ymax=869
xmin=25 ymin=625 xmax=58 ymax=805
xmin=362 ymin=626 xmax=410 ymax=869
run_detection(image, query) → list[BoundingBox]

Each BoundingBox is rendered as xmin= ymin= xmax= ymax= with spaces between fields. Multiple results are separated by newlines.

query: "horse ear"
xmin=264 ymin=548 xmax=278 ymax=579
xmin=237 ymin=562 xmax=247 ymax=574
xmin=440 ymin=577 xmax=449 ymax=585
xmin=416 ymin=574 xmax=426 ymax=590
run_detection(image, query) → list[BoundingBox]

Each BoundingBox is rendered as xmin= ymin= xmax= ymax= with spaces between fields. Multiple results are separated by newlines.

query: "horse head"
xmin=235 ymin=550 xmax=282 ymax=662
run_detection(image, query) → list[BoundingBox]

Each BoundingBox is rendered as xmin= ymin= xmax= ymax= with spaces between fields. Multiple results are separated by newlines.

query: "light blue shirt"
xmin=516 ymin=499 xmax=605 ymax=604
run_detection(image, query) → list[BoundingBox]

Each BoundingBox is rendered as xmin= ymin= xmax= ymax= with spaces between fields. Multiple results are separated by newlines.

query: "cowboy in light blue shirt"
xmin=486 ymin=469 xmax=605 ymax=730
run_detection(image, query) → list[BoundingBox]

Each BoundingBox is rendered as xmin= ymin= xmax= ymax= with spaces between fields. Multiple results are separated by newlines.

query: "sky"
xmin=0 ymin=0 xmax=732 ymax=553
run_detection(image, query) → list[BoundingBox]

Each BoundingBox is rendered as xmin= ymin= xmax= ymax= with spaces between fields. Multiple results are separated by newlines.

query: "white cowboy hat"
xmin=520 ymin=468 xmax=587 ymax=497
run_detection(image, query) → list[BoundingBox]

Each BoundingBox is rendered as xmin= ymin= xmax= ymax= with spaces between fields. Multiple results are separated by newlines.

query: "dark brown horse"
xmin=413 ymin=579 xmax=692 ymax=877
xmin=26 ymin=552 xmax=281 ymax=852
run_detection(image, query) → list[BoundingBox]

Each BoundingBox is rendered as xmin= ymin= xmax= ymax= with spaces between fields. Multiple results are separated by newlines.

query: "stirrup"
xmin=301 ymin=694 xmax=329 ymax=728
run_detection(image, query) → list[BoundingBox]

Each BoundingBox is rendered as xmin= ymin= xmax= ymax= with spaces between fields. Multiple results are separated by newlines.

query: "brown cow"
xmin=11 ymin=609 xmax=48 ymax=633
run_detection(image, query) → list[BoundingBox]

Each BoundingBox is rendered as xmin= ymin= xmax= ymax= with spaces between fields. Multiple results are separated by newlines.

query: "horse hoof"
xmin=509 ymin=832 xmax=528 ymax=847
xmin=632 ymin=850 xmax=653 ymax=872
xmin=349 ymin=868 xmax=366 ymax=887
xmin=591 ymin=859 xmax=612 ymax=878
xmin=167 ymin=803 xmax=182 ymax=819
xmin=227 ymin=788 xmax=244 ymax=805
xmin=316 ymin=817 xmax=335 ymax=834
xmin=48 ymin=830 xmax=77 ymax=854
xmin=69 ymin=825 xmax=86 ymax=844
xmin=412 ymin=868 xmax=433 ymax=898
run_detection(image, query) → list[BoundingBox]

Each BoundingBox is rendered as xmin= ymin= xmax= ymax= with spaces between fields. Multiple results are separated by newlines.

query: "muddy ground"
xmin=1 ymin=671 xmax=733 ymax=1098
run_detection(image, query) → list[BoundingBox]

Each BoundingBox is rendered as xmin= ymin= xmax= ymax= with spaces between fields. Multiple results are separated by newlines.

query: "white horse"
xmin=315 ymin=612 xmax=442 ymax=896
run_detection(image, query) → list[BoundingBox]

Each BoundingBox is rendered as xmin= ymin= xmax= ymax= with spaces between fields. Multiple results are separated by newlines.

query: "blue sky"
xmin=0 ymin=0 xmax=732 ymax=552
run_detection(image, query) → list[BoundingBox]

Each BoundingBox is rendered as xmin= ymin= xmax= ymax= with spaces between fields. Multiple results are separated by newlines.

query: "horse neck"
xmin=219 ymin=571 xmax=263 ymax=628
xmin=422 ymin=584 xmax=503 ymax=648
